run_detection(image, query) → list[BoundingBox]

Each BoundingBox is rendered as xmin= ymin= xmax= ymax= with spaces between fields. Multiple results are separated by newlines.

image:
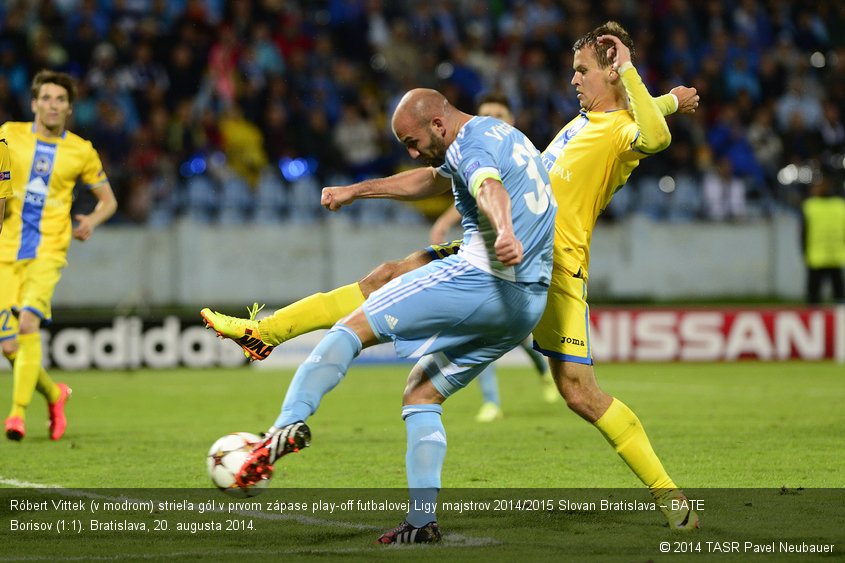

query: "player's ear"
xmin=430 ymin=117 xmax=446 ymax=136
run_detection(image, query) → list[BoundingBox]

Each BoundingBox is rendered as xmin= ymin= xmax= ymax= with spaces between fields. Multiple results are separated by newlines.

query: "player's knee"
xmin=557 ymin=369 xmax=602 ymax=420
xmin=561 ymin=386 xmax=590 ymax=417
xmin=17 ymin=311 xmax=42 ymax=335
xmin=402 ymin=377 xmax=444 ymax=406
xmin=1 ymin=338 xmax=18 ymax=358
xmin=358 ymin=260 xmax=402 ymax=295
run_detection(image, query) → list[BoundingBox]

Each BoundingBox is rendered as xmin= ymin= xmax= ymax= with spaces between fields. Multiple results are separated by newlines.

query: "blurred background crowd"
xmin=1 ymin=0 xmax=843 ymax=227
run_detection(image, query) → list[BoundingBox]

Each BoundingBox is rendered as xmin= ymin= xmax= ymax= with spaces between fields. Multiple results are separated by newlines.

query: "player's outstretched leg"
xmin=594 ymin=398 xmax=699 ymax=530
xmin=201 ymin=303 xmax=275 ymax=360
xmin=235 ymin=324 xmax=362 ymax=487
xmin=475 ymin=365 xmax=503 ymax=422
xmin=235 ymin=422 xmax=311 ymax=487
xmin=555 ymin=360 xmax=698 ymax=530
xmin=257 ymin=283 xmax=365 ymax=346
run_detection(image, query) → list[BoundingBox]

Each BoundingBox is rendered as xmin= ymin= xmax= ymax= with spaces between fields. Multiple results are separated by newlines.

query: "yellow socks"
xmin=9 ymin=333 xmax=43 ymax=419
xmin=594 ymin=398 xmax=676 ymax=492
xmin=6 ymin=346 xmax=60 ymax=404
xmin=258 ymin=283 xmax=365 ymax=346
xmin=36 ymin=366 xmax=61 ymax=404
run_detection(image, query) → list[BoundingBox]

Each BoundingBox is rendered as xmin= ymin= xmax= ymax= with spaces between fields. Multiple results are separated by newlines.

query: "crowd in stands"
xmin=1 ymin=0 xmax=843 ymax=226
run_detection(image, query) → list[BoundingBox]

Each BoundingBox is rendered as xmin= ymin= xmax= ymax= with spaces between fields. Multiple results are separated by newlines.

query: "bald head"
xmin=392 ymin=88 xmax=448 ymax=134
xmin=391 ymin=88 xmax=470 ymax=168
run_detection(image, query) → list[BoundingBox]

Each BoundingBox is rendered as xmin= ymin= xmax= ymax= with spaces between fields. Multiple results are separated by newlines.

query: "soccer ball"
xmin=206 ymin=432 xmax=272 ymax=498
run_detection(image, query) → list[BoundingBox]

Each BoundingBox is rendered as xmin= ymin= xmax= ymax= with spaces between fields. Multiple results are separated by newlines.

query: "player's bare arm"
xmin=475 ymin=178 xmax=523 ymax=266
xmin=72 ymin=181 xmax=117 ymax=241
xmin=322 ymin=167 xmax=451 ymax=211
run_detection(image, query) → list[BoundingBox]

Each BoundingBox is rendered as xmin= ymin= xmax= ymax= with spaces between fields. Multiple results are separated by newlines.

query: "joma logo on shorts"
xmin=560 ymin=337 xmax=585 ymax=346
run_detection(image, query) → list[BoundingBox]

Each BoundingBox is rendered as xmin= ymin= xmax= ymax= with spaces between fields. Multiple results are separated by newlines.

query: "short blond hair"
xmin=573 ymin=21 xmax=635 ymax=68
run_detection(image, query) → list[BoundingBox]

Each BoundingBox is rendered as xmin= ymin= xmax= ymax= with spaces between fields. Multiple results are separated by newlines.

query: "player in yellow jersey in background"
xmin=203 ymin=22 xmax=700 ymax=530
xmin=530 ymin=22 xmax=698 ymax=529
xmin=0 ymin=137 xmax=10 ymax=233
xmin=0 ymin=70 xmax=117 ymax=441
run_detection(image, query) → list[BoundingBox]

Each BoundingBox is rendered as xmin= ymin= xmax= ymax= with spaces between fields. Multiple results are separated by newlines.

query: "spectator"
xmin=332 ymin=100 xmax=382 ymax=182
xmin=2 ymin=2 xmax=840 ymax=225
xmin=801 ymin=175 xmax=845 ymax=304
xmin=703 ymin=155 xmax=747 ymax=221
xmin=218 ymin=103 xmax=267 ymax=188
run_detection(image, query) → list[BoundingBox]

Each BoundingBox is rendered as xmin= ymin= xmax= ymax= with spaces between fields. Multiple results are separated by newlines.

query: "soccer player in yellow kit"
xmin=1 ymin=70 xmax=117 ymax=441
xmin=204 ymin=22 xmax=700 ymax=529
xmin=528 ymin=23 xmax=699 ymax=529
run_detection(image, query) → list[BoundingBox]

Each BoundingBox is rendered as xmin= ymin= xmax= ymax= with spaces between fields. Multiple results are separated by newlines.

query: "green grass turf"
xmin=1 ymin=362 xmax=843 ymax=561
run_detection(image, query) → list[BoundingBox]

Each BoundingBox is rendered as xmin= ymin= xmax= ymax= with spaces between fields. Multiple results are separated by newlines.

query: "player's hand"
xmin=321 ymin=186 xmax=354 ymax=211
xmin=597 ymin=34 xmax=631 ymax=71
xmin=72 ymin=214 xmax=94 ymax=241
xmin=671 ymin=86 xmax=699 ymax=114
xmin=494 ymin=231 xmax=523 ymax=266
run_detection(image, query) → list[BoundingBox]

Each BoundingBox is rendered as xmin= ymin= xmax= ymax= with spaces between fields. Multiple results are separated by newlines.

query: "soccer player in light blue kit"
xmin=234 ymin=88 xmax=555 ymax=544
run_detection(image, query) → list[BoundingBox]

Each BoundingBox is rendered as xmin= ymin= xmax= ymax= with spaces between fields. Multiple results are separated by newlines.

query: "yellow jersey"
xmin=0 ymin=137 xmax=10 ymax=199
xmin=0 ymin=122 xmax=107 ymax=263
xmin=541 ymin=66 xmax=670 ymax=279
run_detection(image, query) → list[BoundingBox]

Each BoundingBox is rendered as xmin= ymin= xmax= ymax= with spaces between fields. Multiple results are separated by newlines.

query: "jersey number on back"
xmin=512 ymin=141 xmax=553 ymax=215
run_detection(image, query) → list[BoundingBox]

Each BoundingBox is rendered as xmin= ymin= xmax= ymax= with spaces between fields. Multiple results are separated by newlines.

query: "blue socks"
xmin=274 ymin=325 xmax=361 ymax=428
xmin=403 ymin=404 xmax=446 ymax=526
xmin=476 ymin=364 xmax=500 ymax=406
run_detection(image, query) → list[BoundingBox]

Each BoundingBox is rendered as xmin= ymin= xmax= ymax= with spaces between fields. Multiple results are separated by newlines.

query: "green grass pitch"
xmin=1 ymin=361 xmax=843 ymax=561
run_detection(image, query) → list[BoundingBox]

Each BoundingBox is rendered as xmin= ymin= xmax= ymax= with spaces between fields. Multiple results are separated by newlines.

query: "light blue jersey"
xmin=363 ymin=116 xmax=556 ymax=397
xmin=437 ymin=116 xmax=556 ymax=285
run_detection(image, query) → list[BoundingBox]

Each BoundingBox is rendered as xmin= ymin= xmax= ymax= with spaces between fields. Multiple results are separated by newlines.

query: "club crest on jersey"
xmin=34 ymin=156 xmax=53 ymax=175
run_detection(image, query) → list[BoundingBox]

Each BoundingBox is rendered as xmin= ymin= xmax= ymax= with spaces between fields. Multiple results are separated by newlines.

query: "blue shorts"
xmin=363 ymin=255 xmax=548 ymax=398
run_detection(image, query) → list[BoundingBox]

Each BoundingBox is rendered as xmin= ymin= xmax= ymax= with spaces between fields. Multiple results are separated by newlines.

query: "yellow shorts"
xmin=0 ymin=257 xmax=64 ymax=340
xmin=532 ymin=268 xmax=593 ymax=365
